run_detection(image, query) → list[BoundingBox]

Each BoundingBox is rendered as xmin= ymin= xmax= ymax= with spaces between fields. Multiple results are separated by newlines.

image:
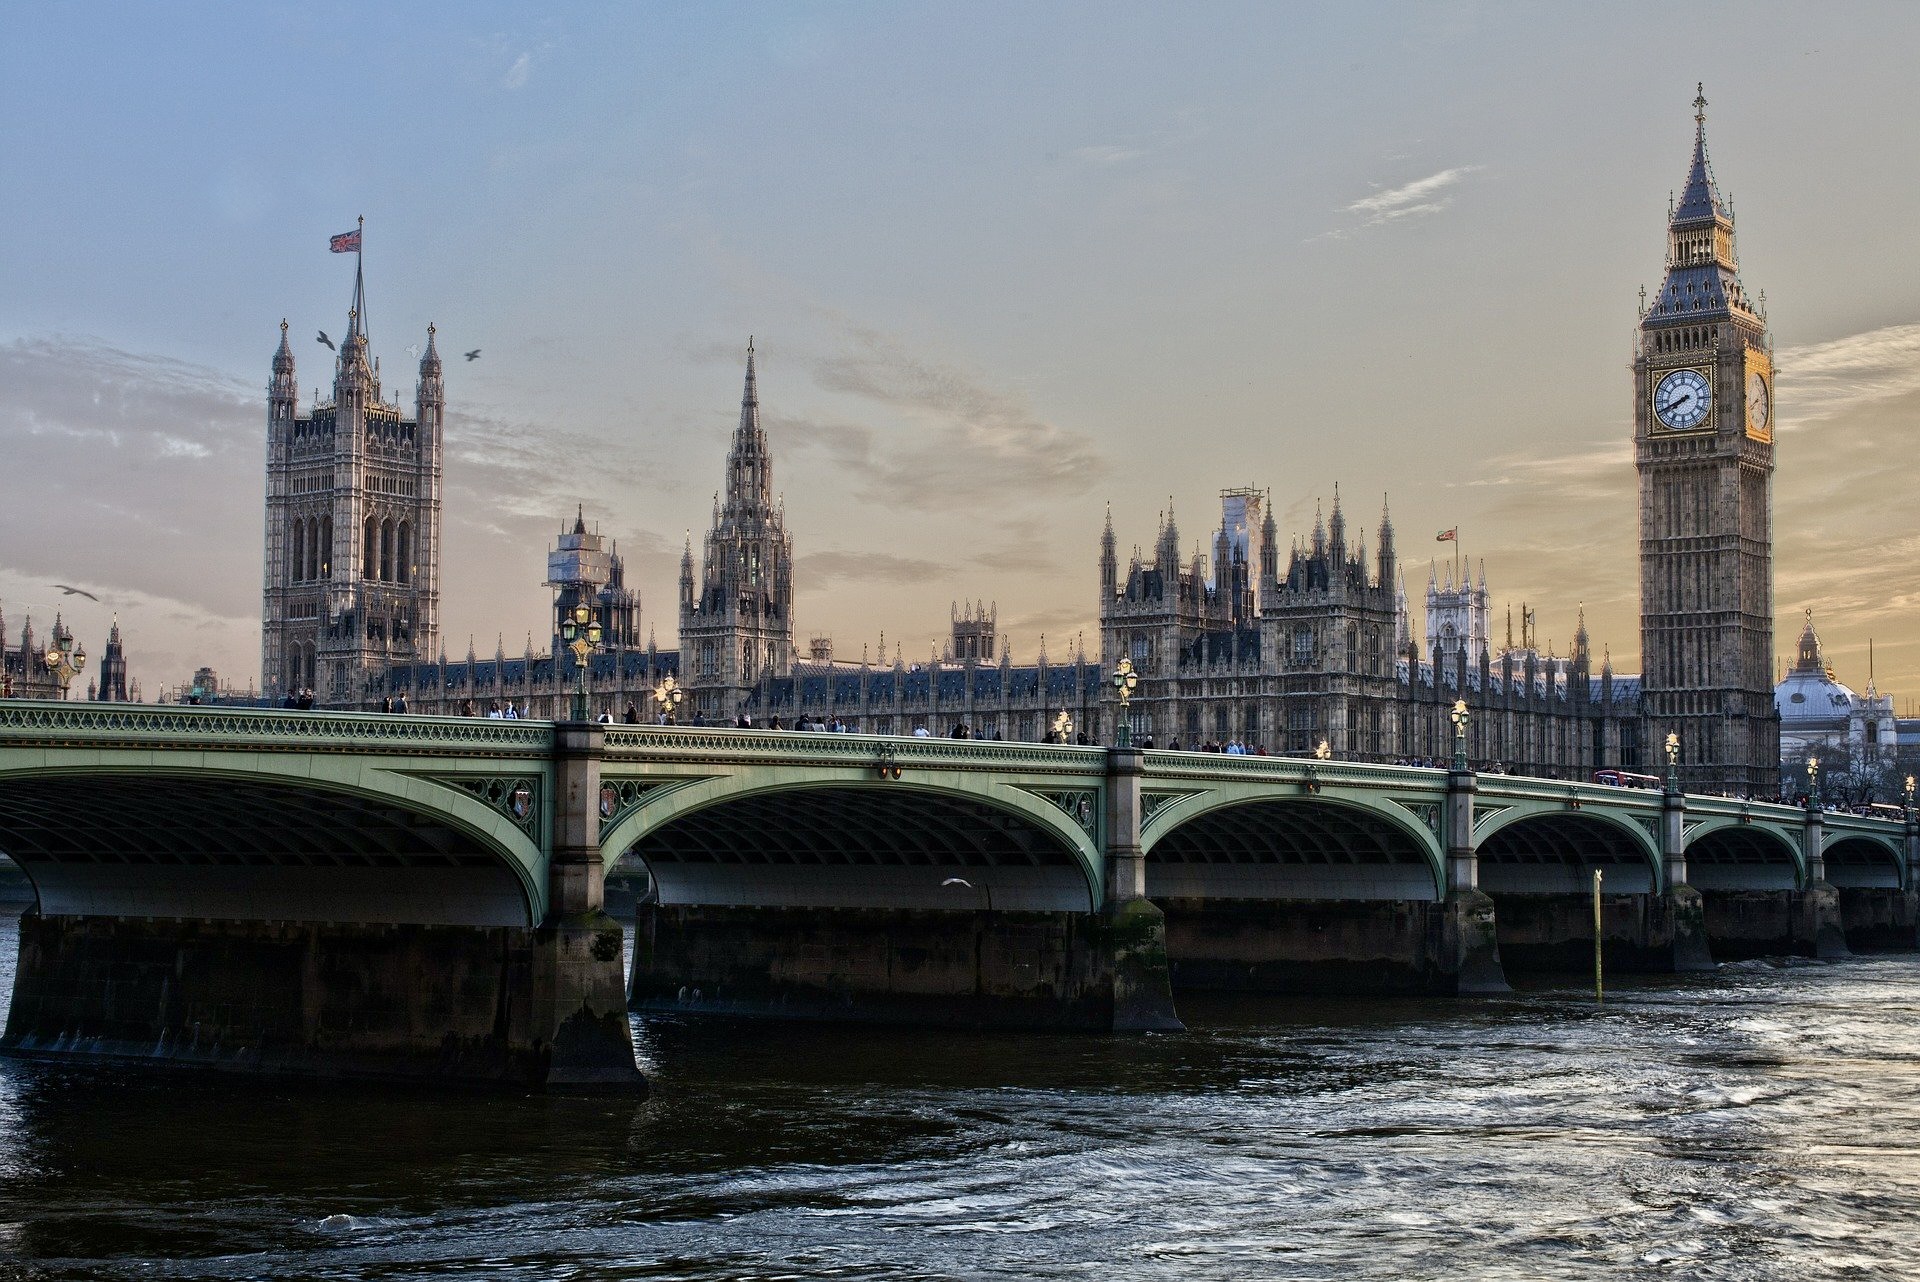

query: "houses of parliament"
xmin=260 ymin=92 xmax=1783 ymax=795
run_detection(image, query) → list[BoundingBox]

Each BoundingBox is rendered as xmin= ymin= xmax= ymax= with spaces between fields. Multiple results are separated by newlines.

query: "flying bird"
xmin=464 ymin=349 xmax=481 ymax=361
xmin=52 ymin=585 xmax=99 ymax=602
xmin=317 ymin=330 xmax=336 ymax=351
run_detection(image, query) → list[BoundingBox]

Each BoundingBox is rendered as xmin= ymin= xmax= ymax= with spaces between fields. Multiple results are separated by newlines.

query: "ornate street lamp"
xmin=559 ymin=602 xmax=603 ymax=722
xmin=1052 ymin=710 xmax=1074 ymax=744
xmin=1664 ymin=732 xmax=1681 ymax=794
xmin=1805 ymin=755 xmax=1820 ymax=810
xmin=1314 ymin=739 xmax=1332 ymax=761
xmin=1111 ymin=656 xmax=1139 ymax=748
xmin=1905 ymin=774 xmax=1916 ymax=817
xmin=652 ymin=673 xmax=686 ymax=725
xmin=42 ymin=631 xmax=87 ymax=701
xmin=1448 ymin=699 xmax=1470 ymax=772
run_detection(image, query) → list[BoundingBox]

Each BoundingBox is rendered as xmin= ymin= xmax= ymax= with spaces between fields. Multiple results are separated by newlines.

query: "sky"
xmin=3 ymin=2 xmax=1918 ymax=706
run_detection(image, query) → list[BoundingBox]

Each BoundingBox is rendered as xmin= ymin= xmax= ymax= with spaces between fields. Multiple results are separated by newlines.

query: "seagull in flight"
xmin=464 ymin=349 xmax=481 ymax=361
xmin=317 ymin=330 xmax=336 ymax=351
xmin=52 ymin=584 xmax=99 ymax=602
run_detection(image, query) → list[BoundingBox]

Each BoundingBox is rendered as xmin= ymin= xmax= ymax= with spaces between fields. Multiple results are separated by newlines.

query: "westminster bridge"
xmin=0 ymin=701 xmax=1913 ymax=1091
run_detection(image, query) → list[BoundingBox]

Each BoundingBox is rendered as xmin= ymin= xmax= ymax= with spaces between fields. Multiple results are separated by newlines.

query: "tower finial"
xmin=1693 ymin=82 xmax=1707 ymax=129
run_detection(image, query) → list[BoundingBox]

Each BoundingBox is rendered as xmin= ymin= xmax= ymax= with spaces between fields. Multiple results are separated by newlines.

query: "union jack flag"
xmin=1436 ymin=527 xmax=1457 ymax=542
xmin=328 ymin=229 xmax=361 ymax=253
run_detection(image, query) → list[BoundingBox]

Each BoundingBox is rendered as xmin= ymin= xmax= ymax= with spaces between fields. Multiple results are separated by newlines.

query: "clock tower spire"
xmin=1634 ymin=85 xmax=1778 ymax=796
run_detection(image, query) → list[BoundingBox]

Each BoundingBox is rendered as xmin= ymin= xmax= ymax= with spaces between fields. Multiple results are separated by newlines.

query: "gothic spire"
xmin=1672 ymin=84 xmax=1727 ymax=227
xmin=1647 ymin=84 xmax=1759 ymax=327
xmin=273 ymin=319 xmax=295 ymax=374
xmin=724 ymin=338 xmax=772 ymax=515
xmin=1376 ymin=494 xmax=1396 ymax=589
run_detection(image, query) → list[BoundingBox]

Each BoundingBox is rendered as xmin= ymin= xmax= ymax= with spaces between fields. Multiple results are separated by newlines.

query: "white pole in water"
xmin=1593 ymin=868 xmax=1604 ymax=1005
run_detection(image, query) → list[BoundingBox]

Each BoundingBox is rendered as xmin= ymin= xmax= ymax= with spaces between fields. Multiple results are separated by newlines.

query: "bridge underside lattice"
xmin=1478 ymin=813 xmax=1656 ymax=894
xmin=1147 ymin=800 xmax=1440 ymax=901
xmin=0 ymin=774 xmax=531 ymax=925
xmin=632 ymin=785 xmax=1094 ymax=912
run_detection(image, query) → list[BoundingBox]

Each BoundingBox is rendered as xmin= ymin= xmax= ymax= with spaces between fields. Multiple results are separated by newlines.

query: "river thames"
xmin=2 ymin=913 xmax=1918 ymax=1280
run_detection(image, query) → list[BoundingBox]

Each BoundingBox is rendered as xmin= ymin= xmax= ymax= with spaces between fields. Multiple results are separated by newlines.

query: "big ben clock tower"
xmin=1635 ymin=85 xmax=1779 ymax=796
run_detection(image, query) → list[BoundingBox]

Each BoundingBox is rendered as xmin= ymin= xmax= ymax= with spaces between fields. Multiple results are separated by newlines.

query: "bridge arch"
xmin=0 ymin=761 xmax=544 ymax=926
xmin=1684 ymin=820 xmax=1804 ymax=891
xmin=1824 ymin=833 xmax=1905 ymax=890
xmin=602 ymin=776 xmax=1102 ymax=912
xmin=1476 ymin=805 xmax=1663 ymax=894
xmin=1142 ymin=793 xmax=1445 ymax=901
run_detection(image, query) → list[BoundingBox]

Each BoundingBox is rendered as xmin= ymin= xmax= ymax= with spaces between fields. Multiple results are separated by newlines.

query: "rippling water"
xmin=4 ymin=912 xmax=1920 ymax=1280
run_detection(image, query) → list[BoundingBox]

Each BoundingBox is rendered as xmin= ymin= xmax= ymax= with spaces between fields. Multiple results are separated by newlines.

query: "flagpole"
xmin=357 ymin=214 xmax=366 ymax=338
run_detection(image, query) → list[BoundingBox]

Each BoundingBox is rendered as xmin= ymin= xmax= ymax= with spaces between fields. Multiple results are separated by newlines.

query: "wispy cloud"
xmin=1316 ymin=166 xmax=1482 ymax=241
xmin=1775 ymin=323 xmax=1920 ymax=433
xmin=771 ymin=325 xmax=1108 ymax=510
xmin=503 ymin=52 xmax=531 ymax=90
xmin=1068 ymin=144 xmax=1146 ymax=168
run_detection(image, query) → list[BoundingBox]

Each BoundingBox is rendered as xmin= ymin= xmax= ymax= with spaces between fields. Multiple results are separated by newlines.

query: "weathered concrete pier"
xmin=0 ymin=703 xmax=1913 ymax=1088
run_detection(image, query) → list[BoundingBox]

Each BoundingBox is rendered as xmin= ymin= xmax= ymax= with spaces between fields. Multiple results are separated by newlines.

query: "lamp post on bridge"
xmin=1448 ymin=699 xmax=1469 ymax=772
xmin=1052 ymin=709 xmax=1073 ymax=745
xmin=1664 ymin=732 xmax=1681 ymax=795
xmin=42 ymin=631 xmax=86 ymax=701
xmin=1111 ymin=656 xmax=1138 ymax=748
xmin=559 ymin=602 xmax=603 ymax=722
xmin=652 ymin=673 xmax=685 ymax=725
xmin=1806 ymin=755 xmax=1821 ymax=812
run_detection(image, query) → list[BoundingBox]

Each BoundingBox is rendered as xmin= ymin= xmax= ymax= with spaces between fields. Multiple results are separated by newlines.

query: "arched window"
xmin=290 ymin=518 xmax=305 ymax=582
xmin=380 ymin=518 xmax=394 ymax=582
xmin=364 ymin=517 xmax=379 ymax=580
xmin=318 ymin=515 xmax=332 ymax=578
xmin=396 ymin=522 xmax=412 ymax=585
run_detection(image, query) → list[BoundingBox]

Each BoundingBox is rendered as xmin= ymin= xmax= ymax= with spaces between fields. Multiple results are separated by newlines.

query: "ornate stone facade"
xmin=678 ymin=342 xmax=795 ymax=723
xmin=261 ymin=257 xmax=443 ymax=704
xmin=1634 ymin=87 xmax=1780 ymax=794
xmin=1097 ymin=490 xmax=1642 ymax=774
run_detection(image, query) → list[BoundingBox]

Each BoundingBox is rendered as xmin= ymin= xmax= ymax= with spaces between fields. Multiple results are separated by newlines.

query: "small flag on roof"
xmin=329 ymin=229 xmax=362 ymax=254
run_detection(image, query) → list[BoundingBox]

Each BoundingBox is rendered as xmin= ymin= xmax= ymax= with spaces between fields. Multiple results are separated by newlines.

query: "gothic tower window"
xmin=380 ymin=518 xmax=395 ymax=582
xmin=363 ymin=517 xmax=378 ymax=580
xmin=397 ymin=522 xmax=412 ymax=585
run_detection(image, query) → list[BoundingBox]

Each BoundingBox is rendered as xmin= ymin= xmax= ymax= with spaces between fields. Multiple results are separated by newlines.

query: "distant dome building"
xmin=1775 ymin=611 xmax=1895 ymax=781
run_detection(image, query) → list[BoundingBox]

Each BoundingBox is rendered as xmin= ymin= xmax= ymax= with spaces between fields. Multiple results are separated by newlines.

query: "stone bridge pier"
xmin=1137 ymin=760 xmax=1508 ymax=995
xmin=622 ymin=740 xmax=1183 ymax=1031
xmin=0 ymin=709 xmax=642 ymax=1092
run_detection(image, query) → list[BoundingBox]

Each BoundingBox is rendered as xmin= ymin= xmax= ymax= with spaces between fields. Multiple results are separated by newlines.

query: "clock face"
xmin=1746 ymin=371 xmax=1770 ymax=432
xmin=1653 ymin=368 xmax=1712 ymax=430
